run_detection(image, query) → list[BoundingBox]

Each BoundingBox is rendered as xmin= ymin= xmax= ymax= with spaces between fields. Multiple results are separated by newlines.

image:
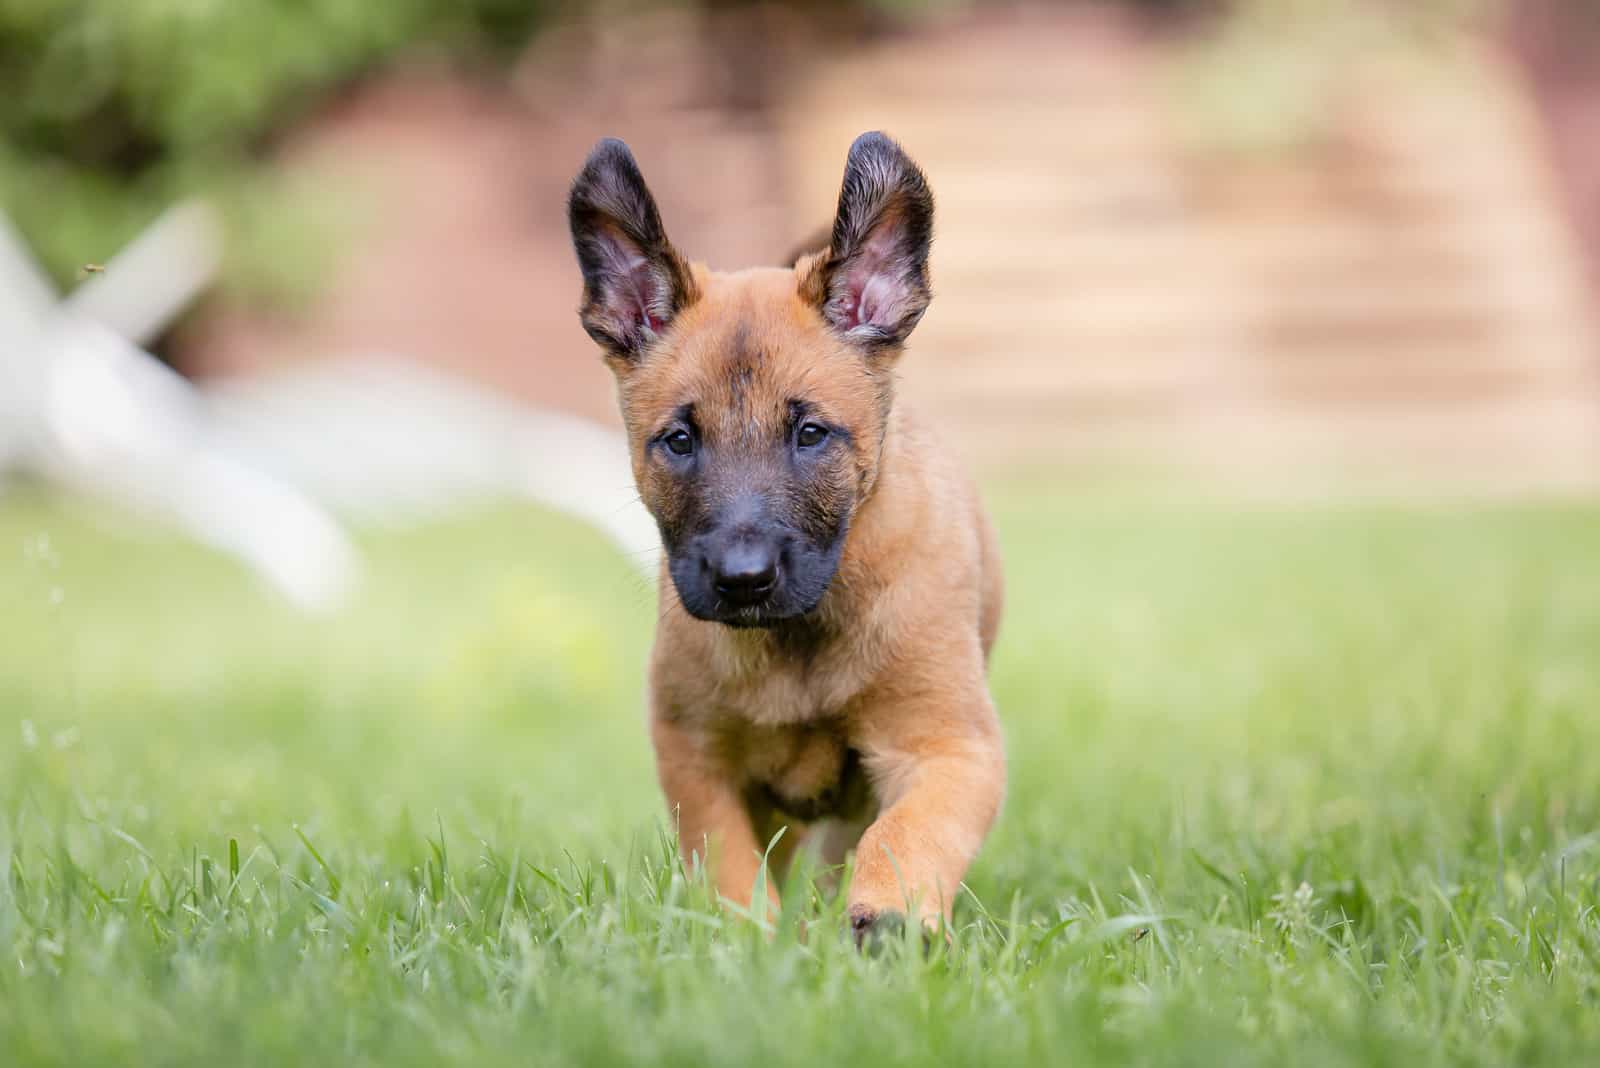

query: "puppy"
xmin=567 ymin=131 xmax=1004 ymax=942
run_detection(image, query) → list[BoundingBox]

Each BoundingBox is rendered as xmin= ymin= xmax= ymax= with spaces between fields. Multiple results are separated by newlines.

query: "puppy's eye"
xmin=664 ymin=429 xmax=695 ymax=456
xmin=796 ymin=423 xmax=829 ymax=449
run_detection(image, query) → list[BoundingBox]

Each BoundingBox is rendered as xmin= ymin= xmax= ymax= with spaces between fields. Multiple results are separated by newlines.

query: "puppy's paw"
xmin=847 ymin=903 xmax=906 ymax=952
xmin=848 ymin=902 xmax=955 ymax=954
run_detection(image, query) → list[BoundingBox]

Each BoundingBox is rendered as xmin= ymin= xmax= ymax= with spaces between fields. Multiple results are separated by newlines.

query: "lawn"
xmin=2 ymin=486 xmax=1598 ymax=1066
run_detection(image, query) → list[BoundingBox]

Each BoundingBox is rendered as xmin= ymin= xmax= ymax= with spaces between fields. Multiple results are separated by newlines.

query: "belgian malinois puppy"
xmin=567 ymin=131 xmax=1004 ymax=942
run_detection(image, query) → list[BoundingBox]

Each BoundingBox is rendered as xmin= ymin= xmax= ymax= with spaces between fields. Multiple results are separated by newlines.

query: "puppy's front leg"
xmin=848 ymin=683 xmax=1005 ymax=941
xmin=651 ymin=713 xmax=779 ymax=920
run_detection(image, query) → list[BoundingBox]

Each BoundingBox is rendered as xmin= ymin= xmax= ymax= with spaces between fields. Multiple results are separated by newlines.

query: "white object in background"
xmin=0 ymin=214 xmax=59 ymax=465
xmin=204 ymin=357 xmax=660 ymax=576
xmin=0 ymin=203 xmax=358 ymax=612
xmin=61 ymin=201 xmax=223 ymax=349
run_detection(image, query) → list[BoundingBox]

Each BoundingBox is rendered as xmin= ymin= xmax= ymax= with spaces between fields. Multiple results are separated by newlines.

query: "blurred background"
xmin=3 ymin=0 xmax=1600 ymax=599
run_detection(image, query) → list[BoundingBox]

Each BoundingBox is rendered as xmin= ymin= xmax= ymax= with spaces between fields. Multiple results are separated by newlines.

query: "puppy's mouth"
xmin=667 ymin=566 xmax=831 ymax=629
xmin=697 ymin=594 xmax=819 ymax=629
xmin=712 ymin=601 xmax=808 ymax=629
xmin=664 ymin=532 xmax=847 ymax=631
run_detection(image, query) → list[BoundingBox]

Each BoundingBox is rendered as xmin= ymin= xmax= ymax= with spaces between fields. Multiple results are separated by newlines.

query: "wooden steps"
xmin=779 ymin=7 xmax=1600 ymax=492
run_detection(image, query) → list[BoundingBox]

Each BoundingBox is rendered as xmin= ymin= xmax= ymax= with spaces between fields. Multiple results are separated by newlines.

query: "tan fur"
xmin=612 ymin=263 xmax=1006 ymax=936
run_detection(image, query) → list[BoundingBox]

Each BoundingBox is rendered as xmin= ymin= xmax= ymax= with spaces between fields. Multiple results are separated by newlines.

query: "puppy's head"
xmin=568 ymin=132 xmax=933 ymax=628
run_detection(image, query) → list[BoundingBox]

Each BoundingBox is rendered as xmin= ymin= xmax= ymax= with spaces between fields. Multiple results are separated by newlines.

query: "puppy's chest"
xmin=662 ymin=624 xmax=885 ymax=818
xmin=705 ymin=628 xmax=875 ymax=727
xmin=711 ymin=664 xmax=848 ymax=726
xmin=720 ymin=720 xmax=869 ymax=823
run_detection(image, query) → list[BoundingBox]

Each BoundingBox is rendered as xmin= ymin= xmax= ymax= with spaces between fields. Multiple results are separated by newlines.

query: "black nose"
xmin=711 ymin=543 xmax=779 ymax=606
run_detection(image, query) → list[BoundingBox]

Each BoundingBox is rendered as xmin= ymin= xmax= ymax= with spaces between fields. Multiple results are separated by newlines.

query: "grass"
xmin=2 ymin=486 xmax=1599 ymax=1065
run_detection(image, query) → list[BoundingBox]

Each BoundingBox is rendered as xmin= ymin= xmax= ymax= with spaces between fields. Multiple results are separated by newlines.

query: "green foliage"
xmin=3 ymin=489 xmax=1599 ymax=1064
xmin=0 ymin=0 xmax=550 ymax=289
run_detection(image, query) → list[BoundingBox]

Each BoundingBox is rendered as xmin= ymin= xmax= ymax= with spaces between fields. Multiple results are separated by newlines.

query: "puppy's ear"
xmin=568 ymin=138 xmax=697 ymax=361
xmin=804 ymin=132 xmax=933 ymax=352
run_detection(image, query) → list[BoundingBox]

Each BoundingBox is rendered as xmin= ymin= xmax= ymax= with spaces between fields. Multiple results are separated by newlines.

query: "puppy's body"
xmin=569 ymin=135 xmax=1005 ymax=938
xmin=650 ymin=316 xmax=1005 ymax=916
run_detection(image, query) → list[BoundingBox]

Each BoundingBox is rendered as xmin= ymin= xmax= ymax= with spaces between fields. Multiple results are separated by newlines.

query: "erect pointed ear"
xmin=568 ymin=138 xmax=698 ymax=361
xmin=803 ymin=132 xmax=934 ymax=353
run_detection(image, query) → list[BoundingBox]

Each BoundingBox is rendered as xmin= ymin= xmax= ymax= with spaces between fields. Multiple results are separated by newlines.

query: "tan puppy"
xmin=567 ymin=132 xmax=1004 ymax=942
